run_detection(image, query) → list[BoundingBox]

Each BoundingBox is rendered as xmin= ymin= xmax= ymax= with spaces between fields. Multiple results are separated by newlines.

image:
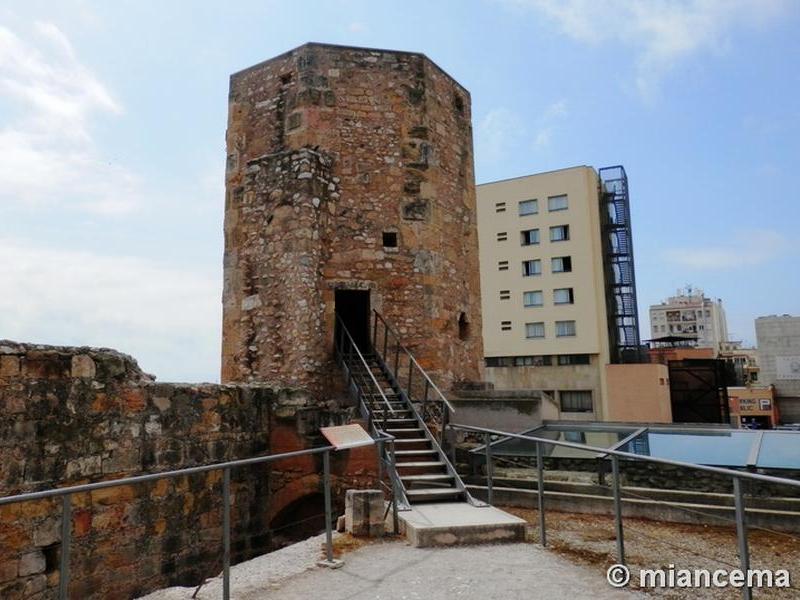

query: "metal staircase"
xmin=334 ymin=310 xmax=478 ymax=509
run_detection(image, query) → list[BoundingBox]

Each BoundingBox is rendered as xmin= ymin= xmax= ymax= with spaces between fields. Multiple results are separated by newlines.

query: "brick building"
xmin=221 ymin=43 xmax=483 ymax=394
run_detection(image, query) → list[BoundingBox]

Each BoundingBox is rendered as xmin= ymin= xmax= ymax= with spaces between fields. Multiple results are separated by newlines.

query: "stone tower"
xmin=222 ymin=43 xmax=483 ymax=395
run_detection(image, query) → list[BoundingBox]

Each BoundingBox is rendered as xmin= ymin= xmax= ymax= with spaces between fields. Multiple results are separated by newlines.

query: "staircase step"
xmin=386 ymin=428 xmax=425 ymax=437
xmin=401 ymin=473 xmax=454 ymax=482
xmin=394 ymin=438 xmax=431 ymax=444
xmin=406 ymin=488 xmax=465 ymax=502
xmin=368 ymin=403 xmax=407 ymax=411
xmin=395 ymin=461 xmax=446 ymax=468
xmin=385 ymin=418 xmax=418 ymax=425
xmin=373 ymin=410 xmax=414 ymax=418
xmin=395 ymin=450 xmax=438 ymax=457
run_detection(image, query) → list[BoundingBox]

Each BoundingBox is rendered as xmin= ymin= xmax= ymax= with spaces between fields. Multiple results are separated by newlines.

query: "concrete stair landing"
xmin=397 ymin=502 xmax=526 ymax=547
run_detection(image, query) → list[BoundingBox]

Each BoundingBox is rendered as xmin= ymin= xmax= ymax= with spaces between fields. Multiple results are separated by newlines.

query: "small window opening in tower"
xmin=458 ymin=312 xmax=470 ymax=341
xmin=382 ymin=231 xmax=398 ymax=248
xmin=453 ymin=93 xmax=464 ymax=115
xmin=279 ymin=72 xmax=292 ymax=85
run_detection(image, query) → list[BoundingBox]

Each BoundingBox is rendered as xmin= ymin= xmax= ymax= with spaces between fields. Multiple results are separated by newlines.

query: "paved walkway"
xmin=142 ymin=534 xmax=640 ymax=600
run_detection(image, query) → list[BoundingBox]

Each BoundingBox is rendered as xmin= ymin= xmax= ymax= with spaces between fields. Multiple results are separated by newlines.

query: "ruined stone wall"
xmin=0 ymin=342 xmax=375 ymax=599
xmin=222 ymin=43 xmax=484 ymax=393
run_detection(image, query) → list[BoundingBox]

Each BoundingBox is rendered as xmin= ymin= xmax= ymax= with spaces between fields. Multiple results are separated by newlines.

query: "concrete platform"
xmin=398 ymin=502 xmax=526 ymax=547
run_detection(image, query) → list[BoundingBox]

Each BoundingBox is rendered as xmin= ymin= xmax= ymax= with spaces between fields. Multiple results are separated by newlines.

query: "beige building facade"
xmin=477 ymin=166 xmax=618 ymax=419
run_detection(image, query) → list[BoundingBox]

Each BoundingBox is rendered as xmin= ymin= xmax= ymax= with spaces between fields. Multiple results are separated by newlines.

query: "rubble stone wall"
xmin=222 ymin=43 xmax=484 ymax=393
xmin=0 ymin=341 xmax=375 ymax=599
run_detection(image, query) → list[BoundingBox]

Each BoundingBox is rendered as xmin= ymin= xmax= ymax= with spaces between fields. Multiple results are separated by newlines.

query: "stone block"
xmin=33 ymin=517 xmax=60 ymax=546
xmin=344 ymin=489 xmax=384 ymax=537
xmin=0 ymin=355 xmax=20 ymax=378
xmin=23 ymin=574 xmax=46 ymax=596
xmin=71 ymin=354 xmax=96 ymax=378
xmin=0 ymin=560 xmax=17 ymax=583
xmin=18 ymin=551 xmax=45 ymax=577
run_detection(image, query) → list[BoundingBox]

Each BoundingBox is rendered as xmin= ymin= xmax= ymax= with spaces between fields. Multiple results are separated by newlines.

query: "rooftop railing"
xmin=449 ymin=422 xmax=800 ymax=600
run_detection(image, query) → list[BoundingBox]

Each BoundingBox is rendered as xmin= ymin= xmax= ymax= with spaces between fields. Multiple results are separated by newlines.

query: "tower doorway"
xmin=335 ymin=289 xmax=371 ymax=352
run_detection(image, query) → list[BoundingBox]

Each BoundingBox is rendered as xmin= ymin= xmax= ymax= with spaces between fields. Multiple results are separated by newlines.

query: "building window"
xmin=497 ymin=231 xmax=508 ymax=242
xmin=498 ymin=261 xmax=509 ymax=271
xmin=526 ymin=322 xmax=545 ymax=339
xmin=557 ymin=354 xmax=590 ymax=366
xmin=551 ymin=256 xmax=572 ymax=273
xmin=514 ymin=355 xmax=552 ymax=366
xmin=548 ymin=194 xmax=568 ymax=211
xmin=501 ymin=321 xmax=512 ymax=331
xmin=519 ymin=199 xmax=538 ymax=216
xmin=521 ymin=229 xmax=540 ymax=246
xmin=560 ymin=391 xmax=593 ymax=413
xmin=553 ymin=288 xmax=574 ymax=305
xmin=499 ymin=290 xmax=511 ymax=300
xmin=555 ymin=320 xmax=576 ymax=337
xmin=523 ymin=290 xmax=543 ymax=307
xmin=522 ymin=259 xmax=541 ymax=276
xmin=485 ymin=357 xmax=512 ymax=367
xmin=550 ymin=225 xmax=570 ymax=242
xmin=382 ymin=231 xmax=398 ymax=248
xmin=495 ymin=202 xmax=506 ymax=213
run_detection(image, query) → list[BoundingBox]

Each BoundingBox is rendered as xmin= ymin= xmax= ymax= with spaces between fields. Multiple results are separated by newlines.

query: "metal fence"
xmin=0 ymin=444 xmax=353 ymax=600
xmin=448 ymin=422 xmax=800 ymax=600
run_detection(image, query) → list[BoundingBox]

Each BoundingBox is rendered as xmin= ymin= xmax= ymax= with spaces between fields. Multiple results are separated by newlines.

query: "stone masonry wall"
xmin=0 ymin=341 xmax=375 ymax=599
xmin=223 ymin=148 xmax=337 ymax=391
xmin=222 ymin=43 xmax=484 ymax=394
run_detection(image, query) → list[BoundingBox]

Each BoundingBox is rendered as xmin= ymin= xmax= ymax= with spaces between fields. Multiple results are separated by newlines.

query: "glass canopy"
xmin=472 ymin=422 xmax=800 ymax=470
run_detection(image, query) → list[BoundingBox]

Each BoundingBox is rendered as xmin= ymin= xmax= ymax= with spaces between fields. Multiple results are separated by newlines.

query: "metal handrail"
xmin=372 ymin=309 xmax=456 ymax=414
xmin=451 ymin=423 xmax=800 ymax=488
xmin=335 ymin=313 xmax=396 ymax=416
xmin=0 ymin=444 xmax=339 ymax=600
xmin=449 ymin=422 xmax=800 ymax=600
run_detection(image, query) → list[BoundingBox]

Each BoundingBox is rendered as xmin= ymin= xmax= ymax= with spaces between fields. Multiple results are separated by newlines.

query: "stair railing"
xmin=334 ymin=314 xmax=410 ymax=509
xmin=369 ymin=310 xmax=482 ymax=507
xmin=334 ymin=314 xmax=396 ymax=428
xmin=371 ymin=309 xmax=455 ymax=447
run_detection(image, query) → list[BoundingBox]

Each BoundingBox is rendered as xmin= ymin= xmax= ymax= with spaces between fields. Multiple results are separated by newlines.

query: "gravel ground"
xmin=504 ymin=507 xmax=800 ymax=599
xmin=141 ymin=532 xmax=639 ymax=600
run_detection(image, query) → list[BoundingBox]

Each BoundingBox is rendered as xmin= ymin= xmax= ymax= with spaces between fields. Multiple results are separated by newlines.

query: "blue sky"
xmin=1 ymin=0 xmax=798 ymax=382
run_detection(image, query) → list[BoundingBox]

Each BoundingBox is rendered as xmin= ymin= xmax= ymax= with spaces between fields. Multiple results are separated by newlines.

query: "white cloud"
xmin=477 ymin=107 xmax=525 ymax=162
xmin=0 ymin=22 xmax=139 ymax=214
xmin=504 ymin=0 xmax=790 ymax=98
xmin=663 ymin=229 xmax=790 ymax=269
xmin=348 ymin=22 xmax=367 ymax=33
xmin=477 ymin=99 xmax=568 ymax=160
xmin=0 ymin=237 xmax=221 ymax=382
xmin=532 ymin=99 xmax=568 ymax=150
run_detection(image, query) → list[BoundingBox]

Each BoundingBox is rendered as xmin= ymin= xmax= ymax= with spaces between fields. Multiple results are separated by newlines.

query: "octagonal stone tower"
xmin=222 ymin=43 xmax=483 ymax=396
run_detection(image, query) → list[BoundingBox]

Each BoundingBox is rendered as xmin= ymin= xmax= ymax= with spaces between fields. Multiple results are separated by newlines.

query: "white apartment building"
xmin=477 ymin=165 xmax=643 ymax=420
xmin=649 ymin=287 xmax=728 ymax=350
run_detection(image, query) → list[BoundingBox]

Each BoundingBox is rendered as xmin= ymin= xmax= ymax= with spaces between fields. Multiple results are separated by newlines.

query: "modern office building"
xmin=476 ymin=165 xmax=654 ymax=421
xmin=649 ymin=287 xmax=729 ymax=350
xmin=756 ymin=314 xmax=800 ymax=423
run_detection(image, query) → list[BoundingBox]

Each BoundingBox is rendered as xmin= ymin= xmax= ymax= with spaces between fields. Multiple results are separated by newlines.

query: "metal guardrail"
xmin=372 ymin=309 xmax=455 ymax=414
xmin=371 ymin=309 xmax=454 ymax=446
xmin=335 ymin=313 xmax=396 ymax=422
xmin=0 ymin=445 xmax=346 ymax=600
xmin=334 ymin=314 xmax=408 ymax=510
xmin=449 ymin=423 xmax=800 ymax=600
